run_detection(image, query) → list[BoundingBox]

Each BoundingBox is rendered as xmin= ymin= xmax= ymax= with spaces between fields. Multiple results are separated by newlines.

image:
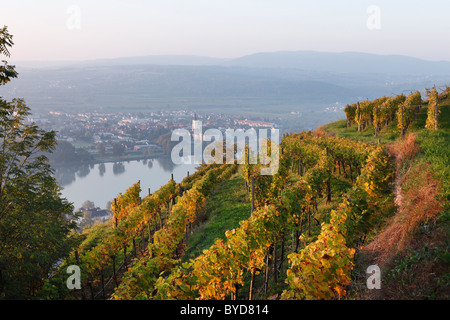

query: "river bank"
xmin=50 ymin=150 xmax=168 ymax=168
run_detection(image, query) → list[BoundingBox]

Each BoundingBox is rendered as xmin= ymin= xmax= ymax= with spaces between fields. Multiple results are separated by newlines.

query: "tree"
xmin=0 ymin=26 xmax=78 ymax=299
xmin=47 ymin=140 xmax=93 ymax=165
xmin=156 ymin=132 xmax=176 ymax=154
xmin=142 ymin=146 xmax=151 ymax=156
xmin=425 ymin=87 xmax=440 ymax=130
xmin=47 ymin=140 xmax=77 ymax=164
xmin=0 ymin=26 xmax=18 ymax=85
xmin=96 ymin=143 xmax=106 ymax=156
xmin=78 ymin=211 xmax=95 ymax=230
xmin=112 ymin=143 xmax=125 ymax=156
xmin=81 ymin=200 xmax=95 ymax=209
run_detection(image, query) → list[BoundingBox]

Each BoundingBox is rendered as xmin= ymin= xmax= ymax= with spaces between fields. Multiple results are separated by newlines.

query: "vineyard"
xmin=344 ymin=86 xmax=448 ymax=137
xmin=42 ymin=85 xmax=449 ymax=300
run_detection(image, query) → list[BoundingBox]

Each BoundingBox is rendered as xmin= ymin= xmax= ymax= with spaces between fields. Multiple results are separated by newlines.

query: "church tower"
xmin=192 ymin=113 xmax=202 ymax=141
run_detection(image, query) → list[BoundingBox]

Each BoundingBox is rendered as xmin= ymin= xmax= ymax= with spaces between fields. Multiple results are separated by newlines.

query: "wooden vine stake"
xmin=400 ymin=104 xmax=404 ymax=136
xmin=251 ymin=176 xmax=255 ymax=213
xmin=326 ymin=147 xmax=331 ymax=203
xmin=101 ymin=271 xmax=105 ymax=299
xmin=357 ymin=102 xmax=361 ymax=132
xmin=435 ymin=101 xmax=438 ymax=130
xmin=75 ymin=250 xmax=86 ymax=300
xmin=112 ymin=255 xmax=118 ymax=287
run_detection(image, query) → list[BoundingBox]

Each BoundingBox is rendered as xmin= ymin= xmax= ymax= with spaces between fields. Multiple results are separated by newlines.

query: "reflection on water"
xmin=77 ymin=164 xmax=91 ymax=178
xmin=52 ymin=156 xmax=197 ymax=211
xmin=112 ymin=162 xmax=125 ymax=175
xmin=99 ymin=163 xmax=105 ymax=176
xmin=155 ymin=156 xmax=176 ymax=172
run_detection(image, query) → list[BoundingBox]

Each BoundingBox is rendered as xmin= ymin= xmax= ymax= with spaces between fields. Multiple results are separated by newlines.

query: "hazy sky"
xmin=2 ymin=0 xmax=450 ymax=62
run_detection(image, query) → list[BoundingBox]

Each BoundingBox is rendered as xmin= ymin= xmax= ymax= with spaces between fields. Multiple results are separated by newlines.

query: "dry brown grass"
xmin=349 ymin=132 xmax=447 ymax=299
xmin=363 ymin=133 xmax=442 ymax=263
xmin=387 ymin=132 xmax=420 ymax=170
xmin=364 ymin=165 xmax=442 ymax=264
xmin=314 ymin=125 xmax=332 ymax=138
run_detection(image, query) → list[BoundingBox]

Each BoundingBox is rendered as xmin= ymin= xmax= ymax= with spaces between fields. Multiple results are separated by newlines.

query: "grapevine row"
xmin=141 ymin=133 xmax=384 ymax=300
xmin=344 ymin=85 xmax=448 ymax=135
xmin=49 ymin=163 xmax=218 ymax=299
xmin=282 ymin=144 xmax=393 ymax=299
xmin=110 ymin=163 xmax=238 ymax=299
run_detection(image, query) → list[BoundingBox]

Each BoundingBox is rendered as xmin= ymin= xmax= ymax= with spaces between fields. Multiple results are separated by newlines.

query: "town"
xmin=27 ymin=109 xmax=279 ymax=166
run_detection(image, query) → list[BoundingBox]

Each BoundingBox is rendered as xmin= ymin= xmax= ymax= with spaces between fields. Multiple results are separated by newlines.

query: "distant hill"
xmin=74 ymin=55 xmax=229 ymax=68
xmin=4 ymin=51 xmax=449 ymax=116
xmin=224 ymin=51 xmax=450 ymax=75
xmin=9 ymin=55 xmax=227 ymax=69
xmin=12 ymin=51 xmax=450 ymax=74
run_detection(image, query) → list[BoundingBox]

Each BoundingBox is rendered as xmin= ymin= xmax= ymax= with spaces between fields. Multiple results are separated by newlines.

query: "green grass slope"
xmin=183 ymin=170 xmax=252 ymax=261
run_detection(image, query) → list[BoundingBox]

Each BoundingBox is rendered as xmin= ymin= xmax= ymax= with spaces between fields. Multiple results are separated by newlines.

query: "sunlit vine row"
xmin=282 ymin=143 xmax=393 ymax=299
xmin=110 ymin=164 xmax=238 ymax=299
xmin=58 ymin=164 xmax=218 ymax=298
xmin=144 ymin=136 xmax=346 ymax=300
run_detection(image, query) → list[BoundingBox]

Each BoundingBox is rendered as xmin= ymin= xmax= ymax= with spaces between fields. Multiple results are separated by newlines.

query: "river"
xmin=52 ymin=156 xmax=198 ymax=211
